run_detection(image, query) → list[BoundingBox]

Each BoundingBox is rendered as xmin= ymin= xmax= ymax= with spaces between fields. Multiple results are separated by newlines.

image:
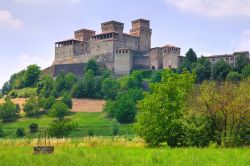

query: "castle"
xmin=45 ymin=19 xmax=182 ymax=76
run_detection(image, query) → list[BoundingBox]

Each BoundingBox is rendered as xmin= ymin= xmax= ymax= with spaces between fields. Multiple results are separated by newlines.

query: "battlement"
xmin=74 ymin=29 xmax=96 ymax=42
xmin=132 ymin=19 xmax=150 ymax=29
xmin=101 ymin=20 xmax=124 ymax=33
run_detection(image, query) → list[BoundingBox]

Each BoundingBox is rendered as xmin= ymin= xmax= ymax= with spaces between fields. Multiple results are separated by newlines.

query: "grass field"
xmin=0 ymin=138 xmax=249 ymax=166
xmin=1 ymin=112 xmax=134 ymax=138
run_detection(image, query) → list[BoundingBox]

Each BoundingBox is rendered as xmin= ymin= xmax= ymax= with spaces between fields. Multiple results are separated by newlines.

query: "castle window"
xmin=119 ymin=51 xmax=121 ymax=53
xmin=126 ymin=50 xmax=128 ymax=53
xmin=123 ymin=50 xmax=125 ymax=53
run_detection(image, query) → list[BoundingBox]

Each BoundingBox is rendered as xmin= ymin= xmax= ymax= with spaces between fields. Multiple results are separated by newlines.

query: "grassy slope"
xmin=0 ymin=143 xmax=249 ymax=166
xmin=2 ymin=112 xmax=134 ymax=138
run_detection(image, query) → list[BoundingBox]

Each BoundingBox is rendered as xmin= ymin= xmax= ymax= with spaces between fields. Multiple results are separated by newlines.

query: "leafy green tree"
xmin=23 ymin=97 xmax=39 ymax=116
xmin=242 ymin=64 xmax=250 ymax=78
xmin=211 ymin=60 xmax=232 ymax=81
xmin=38 ymin=96 xmax=56 ymax=111
xmin=103 ymin=100 xmax=116 ymax=118
xmin=16 ymin=127 xmax=25 ymax=137
xmin=23 ymin=64 xmax=41 ymax=87
xmin=83 ymin=70 xmax=95 ymax=98
xmin=127 ymin=71 xmax=143 ymax=89
xmin=186 ymin=48 xmax=198 ymax=63
xmin=235 ymin=54 xmax=249 ymax=72
xmin=135 ymin=70 xmax=195 ymax=146
xmin=226 ymin=71 xmax=242 ymax=83
xmin=37 ymin=75 xmax=54 ymax=98
xmin=71 ymin=80 xmax=86 ymax=98
xmin=2 ymin=81 xmax=11 ymax=95
xmin=48 ymin=120 xmax=77 ymax=138
xmin=65 ymin=73 xmax=77 ymax=90
xmin=54 ymin=72 xmax=67 ymax=96
xmin=0 ymin=100 xmax=19 ymax=122
xmin=194 ymin=57 xmax=211 ymax=83
xmin=49 ymin=101 xmax=70 ymax=120
xmin=150 ymin=71 xmax=162 ymax=83
xmin=85 ymin=60 xmax=100 ymax=75
xmin=61 ymin=93 xmax=73 ymax=109
xmin=101 ymin=78 xmax=120 ymax=100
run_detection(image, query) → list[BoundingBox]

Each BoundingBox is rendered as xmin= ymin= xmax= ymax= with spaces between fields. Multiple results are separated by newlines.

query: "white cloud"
xmin=13 ymin=0 xmax=81 ymax=4
xmin=165 ymin=0 xmax=250 ymax=18
xmin=0 ymin=10 xmax=23 ymax=29
xmin=237 ymin=29 xmax=250 ymax=51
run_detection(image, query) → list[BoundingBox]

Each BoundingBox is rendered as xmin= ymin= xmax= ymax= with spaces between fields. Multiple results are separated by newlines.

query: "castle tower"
xmin=162 ymin=45 xmax=181 ymax=69
xmin=74 ymin=29 xmax=96 ymax=42
xmin=130 ymin=19 xmax=152 ymax=51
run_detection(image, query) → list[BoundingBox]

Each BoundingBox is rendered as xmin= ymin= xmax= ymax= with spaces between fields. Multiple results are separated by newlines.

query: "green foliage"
xmin=87 ymin=129 xmax=94 ymax=137
xmin=29 ymin=123 xmax=38 ymax=133
xmin=0 ymin=100 xmax=19 ymax=122
xmin=101 ymin=78 xmax=120 ymax=100
xmin=48 ymin=120 xmax=77 ymax=138
xmin=194 ymin=57 xmax=211 ymax=83
xmin=0 ymin=126 xmax=4 ymax=137
xmin=185 ymin=48 xmax=198 ymax=63
xmin=2 ymin=81 xmax=11 ymax=96
xmin=61 ymin=93 xmax=73 ymax=109
xmin=71 ymin=81 xmax=85 ymax=98
xmin=85 ymin=60 xmax=100 ymax=75
xmin=135 ymin=70 xmax=195 ymax=146
xmin=111 ymin=119 xmax=119 ymax=136
xmin=16 ymin=127 xmax=25 ymax=137
xmin=8 ymin=88 xmax=37 ymax=98
xmin=211 ymin=60 xmax=232 ymax=81
xmin=37 ymin=75 xmax=54 ymax=98
xmin=23 ymin=97 xmax=39 ymax=117
xmin=38 ymin=96 xmax=56 ymax=111
xmin=150 ymin=71 xmax=162 ymax=83
xmin=226 ymin=71 xmax=242 ymax=83
xmin=103 ymin=100 xmax=116 ymax=117
xmin=235 ymin=54 xmax=249 ymax=72
xmin=242 ymin=64 xmax=250 ymax=78
xmin=83 ymin=70 xmax=96 ymax=98
xmin=23 ymin=65 xmax=41 ymax=87
xmin=49 ymin=101 xmax=70 ymax=120
xmin=127 ymin=71 xmax=143 ymax=89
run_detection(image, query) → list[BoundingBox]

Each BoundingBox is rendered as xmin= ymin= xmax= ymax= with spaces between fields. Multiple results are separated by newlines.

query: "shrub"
xmin=0 ymin=100 xmax=19 ymax=122
xmin=61 ymin=93 xmax=73 ymax=109
xmin=87 ymin=129 xmax=94 ymax=137
xmin=49 ymin=101 xmax=70 ymax=120
xmin=0 ymin=126 xmax=4 ymax=138
xmin=29 ymin=123 xmax=38 ymax=133
xmin=226 ymin=72 xmax=242 ymax=83
xmin=16 ymin=128 xmax=25 ymax=137
xmin=85 ymin=60 xmax=100 ymax=75
xmin=111 ymin=119 xmax=119 ymax=136
xmin=23 ymin=97 xmax=39 ymax=117
xmin=101 ymin=78 xmax=120 ymax=100
xmin=48 ymin=120 xmax=77 ymax=138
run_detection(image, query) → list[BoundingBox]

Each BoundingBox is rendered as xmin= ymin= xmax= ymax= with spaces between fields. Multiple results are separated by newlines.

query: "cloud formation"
xmin=166 ymin=0 xmax=250 ymax=18
xmin=0 ymin=10 xmax=23 ymax=29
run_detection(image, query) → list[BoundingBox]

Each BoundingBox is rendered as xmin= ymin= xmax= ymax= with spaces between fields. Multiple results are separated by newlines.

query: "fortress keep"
xmin=46 ymin=19 xmax=182 ymax=76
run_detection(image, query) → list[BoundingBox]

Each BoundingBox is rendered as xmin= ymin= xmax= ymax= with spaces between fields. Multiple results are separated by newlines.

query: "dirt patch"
xmin=71 ymin=99 xmax=106 ymax=112
xmin=0 ymin=98 xmax=27 ymax=106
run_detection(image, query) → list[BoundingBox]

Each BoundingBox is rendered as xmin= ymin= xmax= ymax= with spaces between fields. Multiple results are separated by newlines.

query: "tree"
xmin=54 ymin=72 xmax=67 ymax=96
xmin=0 ymin=100 xmax=19 ymax=122
xmin=135 ymin=70 xmax=195 ymax=146
xmin=65 ymin=73 xmax=77 ymax=90
xmin=71 ymin=80 xmax=86 ymax=98
xmin=85 ymin=60 xmax=100 ymax=75
xmin=242 ymin=64 xmax=250 ymax=78
xmin=37 ymin=75 xmax=54 ymax=98
xmin=23 ymin=65 xmax=41 ymax=87
xmin=101 ymin=78 xmax=120 ymax=100
xmin=2 ymin=81 xmax=11 ymax=95
xmin=61 ymin=93 xmax=73 ymax=109
xmin=150 ymin=71 xmax=162 ymax=83
xmin=83 ymin=70 xmax=96 ymax=98
xmin=226 ymin=71 xmax=242 ymax=83
xmin=186 ymin=80 xmax=250 ymax=146
xmin=212 ymin=60 xmax=232 ymax=81
xmin=127 ymin=71 xmax=143 ymax=89
xmin=48 ymin=120 xmax=76 ymax=138
xmin=23 ymin=97 xmax=39 ymax=116
xmin=194 ymin=57 xmax=211 ymax=83
xmin=49 ymin=101 xmax=70 ymax=120
xmin=235 ymin=54 xmax=248 ymax=72
xmin=186 ymin=48 xmax=197 ymax=63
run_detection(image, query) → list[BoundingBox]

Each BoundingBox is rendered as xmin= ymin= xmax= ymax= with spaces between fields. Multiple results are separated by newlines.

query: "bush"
xmin=0 ymin=100 xmax=19 ymax=122
xmin=49 ymin=101 xmax=70 ymax=120
xmin=101 ymin=78 xmax=120 ymax=100
xmin=23 ymin=97 xmax=39 ymax=117
xmin=29 ymin=123 xmax=38 ymax=133
xmin=48 ymin=120 xmax=77 ymax=138
xmin=85 ymin=60 xmax=100 ymax=75
xmin=111 ymin=119 xmax=119 ymax=136
xmin=16 ymin=128 xmax=25 ymax=137
xmin=226 ymin=72 xmax=242 ymax=83
xmin=87 ymin=129 xmax=94 ymax=137
xmin=0 ymin=126 xmax=4 ymax=138
xmin=61 ymin=93 xmax=73 ymax=109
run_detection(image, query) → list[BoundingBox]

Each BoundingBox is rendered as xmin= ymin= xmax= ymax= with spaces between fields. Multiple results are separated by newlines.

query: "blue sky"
xmin=1 ymin=0 xmax=250 ymax=87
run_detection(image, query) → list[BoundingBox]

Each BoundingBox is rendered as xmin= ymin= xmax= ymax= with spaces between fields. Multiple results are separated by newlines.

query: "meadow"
xmin=0 ymin=137 xmax=249 ymax=166
xmin=2 ymin=112 xmax=134 ymax=138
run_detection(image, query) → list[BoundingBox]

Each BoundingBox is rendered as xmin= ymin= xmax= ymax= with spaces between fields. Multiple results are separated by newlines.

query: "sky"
xmin=1 ymin=0 xmax=250 ymax=87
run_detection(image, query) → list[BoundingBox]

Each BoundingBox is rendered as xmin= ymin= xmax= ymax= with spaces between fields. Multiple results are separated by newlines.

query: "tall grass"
xmin=0 ymin=137 xmax=249 ymax=166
